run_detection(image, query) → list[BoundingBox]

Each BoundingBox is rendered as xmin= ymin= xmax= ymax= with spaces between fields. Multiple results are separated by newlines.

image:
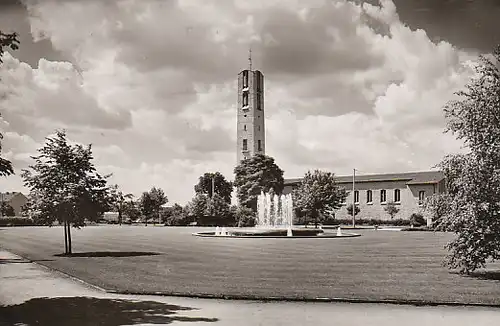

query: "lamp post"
xmin=352 ymin=168 xmax=356 ymax=228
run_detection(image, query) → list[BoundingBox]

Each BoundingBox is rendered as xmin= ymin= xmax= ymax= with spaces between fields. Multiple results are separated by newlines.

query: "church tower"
xmin=236 ymin=50 xmax=265 ymax=163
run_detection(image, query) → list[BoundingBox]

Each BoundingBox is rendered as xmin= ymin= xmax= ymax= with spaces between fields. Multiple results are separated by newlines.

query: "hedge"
xmin=322 ymin=218 xmax=412 ymax=226
xmin=0 ymin=217 xmax=37 ymax=227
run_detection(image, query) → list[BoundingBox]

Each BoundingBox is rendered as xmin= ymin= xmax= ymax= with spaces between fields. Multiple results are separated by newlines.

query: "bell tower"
xmin=236 ymin=49 xmax=265 ymax=163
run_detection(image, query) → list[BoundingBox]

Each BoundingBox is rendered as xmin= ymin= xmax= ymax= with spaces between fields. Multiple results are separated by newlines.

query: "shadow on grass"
xmin=467 ymin=270 xmax=500 ymax=281
xmin=0 ymin=296 xmax=219 ymax=325
xmin=54 ymin=251 xmax=161 ymax=258
xmin=0 ymin=258 xmax=54 ymax=264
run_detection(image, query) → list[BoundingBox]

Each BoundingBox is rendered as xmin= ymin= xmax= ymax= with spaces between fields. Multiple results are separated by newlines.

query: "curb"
xmin=105 ymin=290 xmax=500 ymax=308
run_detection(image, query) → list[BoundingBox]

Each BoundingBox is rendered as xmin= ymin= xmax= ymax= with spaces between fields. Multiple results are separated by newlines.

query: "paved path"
xmin=1 ymin=250 xmax=500 ymax=326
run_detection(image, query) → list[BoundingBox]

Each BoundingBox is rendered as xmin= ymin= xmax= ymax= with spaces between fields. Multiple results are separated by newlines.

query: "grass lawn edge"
xmin=4 ymin=248 xmax=500 ymax=309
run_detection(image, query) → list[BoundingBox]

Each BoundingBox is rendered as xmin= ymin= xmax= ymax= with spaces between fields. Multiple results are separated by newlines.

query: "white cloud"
xmin=1 ymin=0 xmax=478 ymax=204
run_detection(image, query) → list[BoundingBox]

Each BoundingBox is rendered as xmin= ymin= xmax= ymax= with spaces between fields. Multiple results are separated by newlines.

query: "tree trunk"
xmin=118 ymin=210 xmax=122 ymax=226
xmin=67 ymin=221 xmax=72 ymax=255
xmin=63 ymin=220 xmax=68 ymax=254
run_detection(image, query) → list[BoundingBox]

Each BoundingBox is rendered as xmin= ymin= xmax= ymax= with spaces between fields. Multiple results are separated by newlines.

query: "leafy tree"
xmin=139 ymin=187 xmax=168 ymax=225
xmin=187 ymin=193 xmax=208 ymax=219
xmin=423 ymin=193 xmax=452 ymax=230
xmin=234 ymin=154 xmax=284 ymax=211
xmin=187 ymin=193 xmax=232 ymax=226
xmin=0 ymin=31 xmax=19 ymax=177
xmin=205 ymin=193 xmax=230 ymax=219
xmin=434 ymin=45 xmax=500 ymax=273
xmin=122 ymin=199 xmax=140 ymax=223
xmin=384 ymin=201 xmax=399 ymax=219
xmin=346 ymin=204 xmax=360 ymax=218
xmin=234 ymin=205 xmax=256 ymax=227
xmin=21 ymin=130 xmax=110 ymax=255
xmin=194 ymin=172 xmax=233 ymax=203
xmin=0 ymin=202 xmax=15 ymax=216
xmin=107 ymin=184 xmax=133 ymax=225
xmin=292 ymin=170 xmax=347 ymax=227
xmin=163 ymin=203 xmax=191 ymax=226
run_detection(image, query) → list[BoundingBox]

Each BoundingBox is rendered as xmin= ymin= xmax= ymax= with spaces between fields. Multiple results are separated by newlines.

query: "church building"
xmin=283 ymin=171 xmax=446 ymax=221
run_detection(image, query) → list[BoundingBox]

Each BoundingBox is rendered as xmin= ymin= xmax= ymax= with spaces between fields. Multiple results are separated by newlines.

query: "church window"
xmin=380 ymin=190 xmax=386 ymax=203
xmin=243 ymin=70 xmax=248 ymax=87
xmin=242 ymin=91 xmax=248 ymax=107
xmin=394 ymin=189 xmax=401 ymax=202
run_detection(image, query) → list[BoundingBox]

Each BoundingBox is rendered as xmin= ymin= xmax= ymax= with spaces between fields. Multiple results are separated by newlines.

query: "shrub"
xmin=401 ymin=226 xmax=434 ymax=232
xmin=312 ymin=218 xmax=411 ymax=226
xmin=235 ymin=206 xmax=256 ymax=227
xmin=409 ymin=213 xmax=426 ymax=227
xmin=0 ymin=217 xmax=36 ymax=227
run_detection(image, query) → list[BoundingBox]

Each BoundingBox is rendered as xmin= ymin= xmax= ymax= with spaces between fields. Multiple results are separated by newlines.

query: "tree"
xmin=194 ymin=172 xmax=233 ymax=203
xmin=187 ymin=193 xmax=232 ymax=226
xmin=423 ymin=193 xmax=452 ymax=230
xmin=434 ymin=45 xmax=500 ymax=273
xmin=187 ymin=193 xmax=208 ymax=219
xmin=292 ymin=170 xmax=347 ymax=227
xmin=234 ymin=154 xmax=284 ymax=211
xmin=0 ymin=202 xmax=15 ymax=216
xmin=163 ymin=203 xmax=191 ymax=226
xmin=21 ymin=130 xmax=110 ymax=255
xmin=384 ymin=201 xmax=399 ymax=219
xmin=108 ymin=184 xmax=133 ymax=225
xmin=139 ymin=187 xmax=168 ymax=225
xmin=122 ymin=199 xmax=140 ymax=223
xmin=0 ymin=31 xmax=19 ymax=177
xmin=346 ymin=204 xmax=360 ymax=218
xmin=234 ymin=205 xmax=256 ymax=227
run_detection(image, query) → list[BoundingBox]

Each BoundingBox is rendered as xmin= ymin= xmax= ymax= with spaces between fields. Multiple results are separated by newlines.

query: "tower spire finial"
xmin=248 ymin=47 xmax=252 ymax=71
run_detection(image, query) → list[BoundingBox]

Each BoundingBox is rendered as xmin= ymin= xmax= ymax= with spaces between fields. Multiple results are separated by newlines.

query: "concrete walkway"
xmin=1 ymin=250 xmax=500 ymax=326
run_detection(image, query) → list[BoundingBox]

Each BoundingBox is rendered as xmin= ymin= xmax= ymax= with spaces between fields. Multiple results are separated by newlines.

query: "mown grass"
xmin=1 ymin=226 xmax=500 ymax=305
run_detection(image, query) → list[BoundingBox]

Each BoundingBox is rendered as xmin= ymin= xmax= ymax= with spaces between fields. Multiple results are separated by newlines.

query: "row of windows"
xmin=242 ymin=92 xmax=262 ymax=110
xmin=242 ymin=139 xmax=262 ymax=151
xmin=348 ymin=189 xmax=426 ymax=204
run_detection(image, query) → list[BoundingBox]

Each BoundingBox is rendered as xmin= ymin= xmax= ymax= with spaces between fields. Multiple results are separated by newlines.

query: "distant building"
xmin=283 ymin=171 xmax=446 ymax=221
xmin=102 ymin=212 xmax=119 ymax=223
xmin=0 ymin=192 xmax=29 ymax=217
xmin=236 ymin=54 xmax=265 ymax=163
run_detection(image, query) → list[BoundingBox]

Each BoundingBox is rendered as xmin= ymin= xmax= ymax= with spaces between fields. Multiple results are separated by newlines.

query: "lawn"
xmin=1 ymin=225 xmax=500 ymax=305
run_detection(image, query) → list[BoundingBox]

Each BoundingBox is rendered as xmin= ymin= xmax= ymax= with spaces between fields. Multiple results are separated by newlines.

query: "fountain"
xmin=256 ymin=191 xmax=295 ymax=236
xmin=193 ymin=190 xmax=361 ymax=239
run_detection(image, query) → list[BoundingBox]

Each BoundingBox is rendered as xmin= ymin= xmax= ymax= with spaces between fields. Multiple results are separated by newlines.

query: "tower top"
xmin=248 ymin=47 xmax=252 ymax=71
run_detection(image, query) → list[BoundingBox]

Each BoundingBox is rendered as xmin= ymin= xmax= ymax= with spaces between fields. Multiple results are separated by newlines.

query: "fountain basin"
xmin=193 ymin=228 xmax=361 ymax=239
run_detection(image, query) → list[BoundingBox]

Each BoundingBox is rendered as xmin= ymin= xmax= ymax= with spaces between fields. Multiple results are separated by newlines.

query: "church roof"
xmin=284 ymin=171 xmax=445 ymax=186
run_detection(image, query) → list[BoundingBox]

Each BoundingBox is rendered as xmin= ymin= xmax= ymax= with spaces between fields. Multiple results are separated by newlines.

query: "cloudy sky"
xmin=1 ymin=0 xmax=499 ymax=204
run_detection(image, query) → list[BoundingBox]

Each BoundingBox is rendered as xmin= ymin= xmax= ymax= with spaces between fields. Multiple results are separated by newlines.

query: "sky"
xmin=0 ymin=0 xmax=499 ymax=205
